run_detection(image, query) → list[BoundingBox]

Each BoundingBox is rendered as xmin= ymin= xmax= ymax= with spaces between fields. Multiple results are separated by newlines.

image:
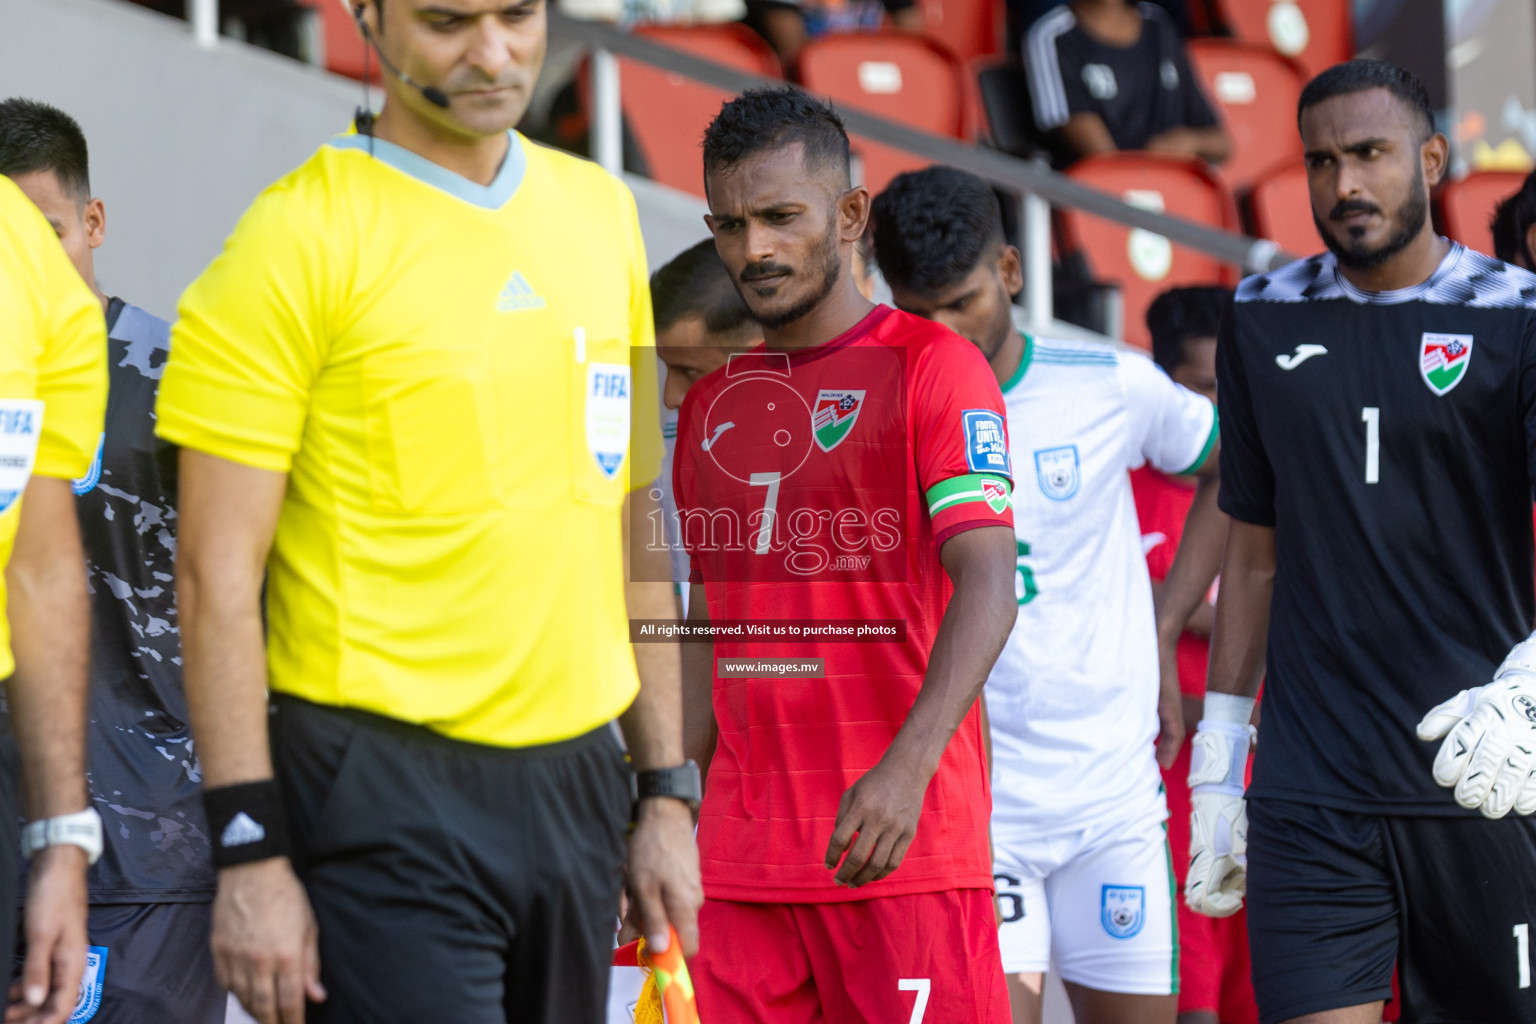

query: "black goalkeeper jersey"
xmin=1220 ymin=243 xmax=1536 ymax=815
xmin=76 ymin=300 xmax=212 ymax=901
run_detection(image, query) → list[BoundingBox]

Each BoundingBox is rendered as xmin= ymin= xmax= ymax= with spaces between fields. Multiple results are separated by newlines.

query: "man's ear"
xmin=997 ymin=244 xmax=1023 ymax=297
xmin=839 ymin=185 xmax=871 ymax=242
xmin=82 ymin=198 xmax=105 ymax=251
xmin=1422 ymin=132 xmax=1451 ymax=190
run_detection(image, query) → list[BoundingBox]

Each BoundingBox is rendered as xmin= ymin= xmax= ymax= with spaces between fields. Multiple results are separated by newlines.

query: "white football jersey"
xmin=987 ymin=335 xmax=1216 ymax=834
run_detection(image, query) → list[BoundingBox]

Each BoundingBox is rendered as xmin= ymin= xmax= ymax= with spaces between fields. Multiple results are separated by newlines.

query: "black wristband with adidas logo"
xmin=203 ymin=779 xmax=292 ymax=869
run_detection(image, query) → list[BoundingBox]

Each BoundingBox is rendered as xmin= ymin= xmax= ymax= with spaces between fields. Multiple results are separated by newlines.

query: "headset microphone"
xmin=351 ymin=5 xmax=451 ymax=109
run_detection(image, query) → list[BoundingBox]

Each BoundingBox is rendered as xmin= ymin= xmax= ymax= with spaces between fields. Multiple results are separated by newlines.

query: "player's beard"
xmin=1316 ymin=162 xmax=1429 ymax=271
xmin=749 ymin=223 xmax=843 ymax=330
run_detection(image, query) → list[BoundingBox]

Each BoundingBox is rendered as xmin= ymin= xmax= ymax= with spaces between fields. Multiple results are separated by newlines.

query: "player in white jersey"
xmin=872 ymin=166 xmax=1221 ymax=1024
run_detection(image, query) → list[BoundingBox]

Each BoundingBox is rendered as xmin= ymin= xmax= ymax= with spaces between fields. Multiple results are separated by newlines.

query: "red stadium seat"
xmin=797 ymin=32 xmax=968 ymax=193
xmin=1247 ymin=161 xmax=1320 ymax=260
xmin=616 ymin=25 xmax=782 ymax=197
xmin=1186 ymin=39 xmax=1305 ymax=194
xmin=1059 ymin=154 xmax=1239 ymax=351
xmin=1439 ymin=170 xmax=1529 ymax=259
xmin=300 ymin=0 xmax=379 ymax=83
xmin=1207 ymin=0 xmax=1352 ymax=80
xmin=916 ymin=0 xmax=1001 ymax=64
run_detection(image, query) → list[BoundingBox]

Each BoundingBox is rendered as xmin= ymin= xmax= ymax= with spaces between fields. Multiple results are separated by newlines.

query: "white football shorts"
xmin=992 ymin=801 xmax=1177 ymax=995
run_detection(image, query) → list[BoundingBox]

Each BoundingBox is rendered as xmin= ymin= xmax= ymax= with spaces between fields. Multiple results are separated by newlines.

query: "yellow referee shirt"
xmin=0 ymin=177 xmax=108 ymax=677
xmin=157 ymin=132 xmax=663 ymax=747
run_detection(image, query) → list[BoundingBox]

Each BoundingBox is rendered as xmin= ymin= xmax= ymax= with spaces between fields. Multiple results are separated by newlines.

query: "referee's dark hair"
xmin=1146 ymin=286 xmax=1231 ymax=376
xmin=651 ymin=239 xmax=756 ymax=338
xmin=1298 ymin=60 xmax=1435 ymax=142
xmin=0 ymin=98 xmax=90 ymax=201
xmin=870 ymin=165 xmax=1004 ymax=297
xmin=702 ymin=87 xmax=850 ymax=193
xmin=1492 ymin=169 xmax=1536 ymax=268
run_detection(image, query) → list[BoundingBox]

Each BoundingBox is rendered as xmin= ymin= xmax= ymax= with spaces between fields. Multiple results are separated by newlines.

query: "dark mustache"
xmin=1329 ymin=199 xmax=1381 ymax=221
xmin=740 ymin=262 xmax=793 ymax=282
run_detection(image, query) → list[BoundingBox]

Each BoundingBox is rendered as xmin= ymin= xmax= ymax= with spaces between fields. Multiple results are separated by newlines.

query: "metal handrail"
xmin=553 ymin=9 xmax=1296 ymax=286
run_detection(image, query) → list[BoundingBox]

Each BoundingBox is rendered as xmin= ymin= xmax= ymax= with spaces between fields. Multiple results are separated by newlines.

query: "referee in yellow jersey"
xmin=0 ymin=177 xmax=108 ymax=1024
xmin=155 ymin=2 xmax=702 ymax=1022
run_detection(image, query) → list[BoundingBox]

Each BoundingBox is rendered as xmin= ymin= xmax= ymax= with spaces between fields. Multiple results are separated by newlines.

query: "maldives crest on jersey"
xmin=981 ymin=478 xmax=1010 ymax=513
xmin=1419 ymin=332 xmax=1473 ymax=396
xmin=812 ymin=389 xmax=865 ymax=452
xmin=1101 ymin=886 xmax=1145 ymax=939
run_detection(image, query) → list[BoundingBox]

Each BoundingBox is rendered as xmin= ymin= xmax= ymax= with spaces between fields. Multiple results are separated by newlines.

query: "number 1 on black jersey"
xmin=1362 ymin=407 xmax=1380 ymax=485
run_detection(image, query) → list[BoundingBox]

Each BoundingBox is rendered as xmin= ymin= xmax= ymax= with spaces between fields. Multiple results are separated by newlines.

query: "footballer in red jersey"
xmin=672 ymin=89 xmax=1018 ymax=1024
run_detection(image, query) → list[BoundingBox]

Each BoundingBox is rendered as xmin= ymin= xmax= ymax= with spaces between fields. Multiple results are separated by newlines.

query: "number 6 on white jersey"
xmin=899 ymin=978 xmax=931 ymax=1023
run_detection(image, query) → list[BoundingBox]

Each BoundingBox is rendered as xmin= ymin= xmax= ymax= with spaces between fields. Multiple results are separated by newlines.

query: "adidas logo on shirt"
xmin=220 ymin=812 xmax=266 ymax=848
xmin=496 ymin=271 xmax=546 ymax=313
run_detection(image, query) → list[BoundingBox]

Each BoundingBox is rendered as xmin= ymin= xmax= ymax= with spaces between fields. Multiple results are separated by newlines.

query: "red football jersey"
xmin=674 ymin=306 xmax=1014 ymax=903
xmin=1130 ymin=466 xmax=1208 ymax=696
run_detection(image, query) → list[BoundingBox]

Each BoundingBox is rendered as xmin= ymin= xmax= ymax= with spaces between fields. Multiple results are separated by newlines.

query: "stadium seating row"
xmin=285 ymin=0 xmax=1518 ymax=352
xmin=292 ymin=0 xmax=1355 ymax=87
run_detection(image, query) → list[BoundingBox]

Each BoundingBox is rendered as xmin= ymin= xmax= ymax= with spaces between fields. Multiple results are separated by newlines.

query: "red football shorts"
xmin=691 ymin=888 xmax=1009 ymax=1024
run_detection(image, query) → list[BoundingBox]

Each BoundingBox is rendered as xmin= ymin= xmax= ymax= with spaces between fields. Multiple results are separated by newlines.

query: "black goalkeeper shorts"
xmin=1246 ymin=796 xmax=1536 ymax=1024
xmin=270 ymin=694 xmax=631 ymax=1024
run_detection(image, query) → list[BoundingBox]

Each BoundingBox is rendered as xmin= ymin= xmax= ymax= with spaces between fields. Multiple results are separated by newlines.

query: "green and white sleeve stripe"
xmin=925 ymin=473 xmax=1012 ymax=516
xmin=1174 ymin=416 xmax=1220 ymax=477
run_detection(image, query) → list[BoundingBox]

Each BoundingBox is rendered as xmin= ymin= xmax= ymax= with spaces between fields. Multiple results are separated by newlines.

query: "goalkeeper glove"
xmin=1416 ymin=640 xmax=1536 ymax=819
xmin=1186 ymin=694 xmax=1255 ymax=919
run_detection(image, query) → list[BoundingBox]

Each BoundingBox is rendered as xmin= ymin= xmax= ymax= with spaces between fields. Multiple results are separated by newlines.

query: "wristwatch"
xmin=631 ymin=760 xmax=702 ymax=813
xmin=21 ymin=808 xmax=104 ymax=865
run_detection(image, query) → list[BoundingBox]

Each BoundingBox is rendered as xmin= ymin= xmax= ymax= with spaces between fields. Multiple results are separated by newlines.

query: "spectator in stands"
xmin=745 ymin=0 xmax=924 ymax=72
xmin=1491 ymin=169 xmax=1536 ymax=270
xmin=1135 ymin=285 xmax=1259 ymax=1024
xmin=558 ymin=0 xmax=745 ymax=29
xmin=1025 ymin=0 xmax=1230 ymax=167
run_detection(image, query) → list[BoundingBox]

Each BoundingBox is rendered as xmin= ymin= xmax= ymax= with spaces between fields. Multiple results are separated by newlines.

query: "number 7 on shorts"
xmin=899 ymin=978 xmax=931 ymax=1023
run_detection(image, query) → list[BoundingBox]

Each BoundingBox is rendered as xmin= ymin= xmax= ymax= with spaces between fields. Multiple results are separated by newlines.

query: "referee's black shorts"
xmin=1246 ymin=796 xmax=1536 ymax=1024
xmin=270 ymin=694 xmax=631 ymax=1024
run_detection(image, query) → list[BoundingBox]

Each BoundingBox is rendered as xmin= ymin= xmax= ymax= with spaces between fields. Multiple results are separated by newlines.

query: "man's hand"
xmin=1185 ymin=721 xmax=1252 ymax=918
xmin=625 ymin=798 xmax=702 ymax=958
xmin=825 ymin=757 xmax=927 ymax=888
xmin=211 ymin=858 xmax=325 ymax=1024
xmin=1418 ymin=673 xmax=1536 ymax=819
xmin=4 ymin=845 xmax=87 ymax=1024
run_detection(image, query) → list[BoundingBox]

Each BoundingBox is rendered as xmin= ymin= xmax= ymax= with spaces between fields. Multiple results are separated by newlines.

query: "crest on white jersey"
xmin=1033 ymin=445 xmax=1080 ymax=501
xmin=1101 ymin=886 xmax=1145 ymax=939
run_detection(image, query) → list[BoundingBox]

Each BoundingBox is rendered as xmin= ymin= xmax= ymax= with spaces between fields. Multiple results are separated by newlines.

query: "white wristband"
xmin=21 ymin=808 xmax=103 ymax=866
xmin=1204 ymin=691 xmax=1256 ymax=726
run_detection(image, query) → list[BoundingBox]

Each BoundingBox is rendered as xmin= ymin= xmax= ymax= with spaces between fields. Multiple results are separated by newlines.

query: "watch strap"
xmin=21 ymin=808 xmax=103 ymax=866
xmin=633 ymin=760 xmax=702 ymax=807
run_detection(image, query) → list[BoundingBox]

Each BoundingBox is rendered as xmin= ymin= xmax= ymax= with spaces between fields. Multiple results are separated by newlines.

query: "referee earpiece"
xmin=351 ymin=2 xmax=452 ymax=110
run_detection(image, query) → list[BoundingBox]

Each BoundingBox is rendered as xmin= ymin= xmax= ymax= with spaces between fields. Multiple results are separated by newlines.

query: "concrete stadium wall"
xmin=0 ymin=0 xmax=708 ymax=319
